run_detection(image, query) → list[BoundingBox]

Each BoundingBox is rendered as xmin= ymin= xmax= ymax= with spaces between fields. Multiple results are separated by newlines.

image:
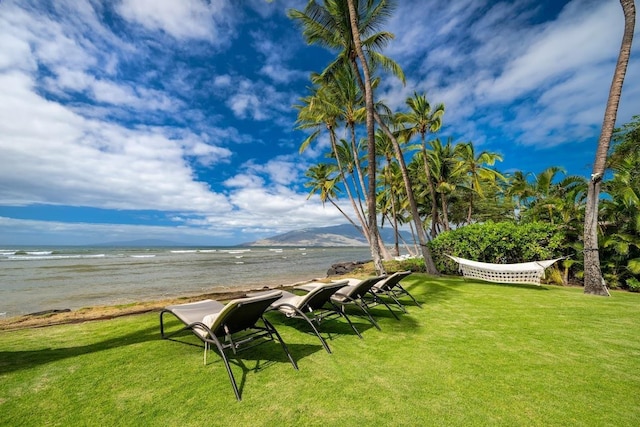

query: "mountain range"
xmin=246 ymin=224 xmax=410 ymax=247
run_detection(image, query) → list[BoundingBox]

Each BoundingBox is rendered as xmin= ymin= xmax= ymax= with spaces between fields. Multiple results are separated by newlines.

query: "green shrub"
xmin=383 ymin=258 xmax=426 ymax=273
xmin=627 ymin=277 xmax=640 ymax=293
xmin=428 ymin=221 xmax=567 ymax=275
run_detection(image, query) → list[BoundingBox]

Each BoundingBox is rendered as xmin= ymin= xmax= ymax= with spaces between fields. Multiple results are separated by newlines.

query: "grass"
xmin=1 ymin=275 xmax=639 ymax=426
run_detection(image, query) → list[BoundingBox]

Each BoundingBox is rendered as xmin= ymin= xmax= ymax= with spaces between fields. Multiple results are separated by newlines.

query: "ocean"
xmin=0 ymin=246 xmax=374 ymax=318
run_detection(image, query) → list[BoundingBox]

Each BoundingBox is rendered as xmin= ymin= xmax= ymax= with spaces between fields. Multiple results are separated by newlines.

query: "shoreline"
xmin=0 ymin=277 xmax=329 ymax=331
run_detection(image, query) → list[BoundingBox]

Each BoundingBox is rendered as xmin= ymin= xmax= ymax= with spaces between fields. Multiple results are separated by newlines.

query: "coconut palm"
xmin=506 ymin=171 xmax=534 ymax=220
xmin=584 ymin=0 xmax=635 ymax=296
xmin=454 ymin=141 xmax=505 ymax=224
xmin=295 ymin=85 xmax=371 ymax=244
xmin=290 ymin=0 xmax=405 ymax=274
xmin=370 ymin=102 xmax=440 ymax=273
xmin=290 ymin=1 xmax=441 ymax=274
xmin=305 ymin=162 xmax=365 ymax=234
xmin=396 ymin=92 xmax=445 ymax=237
xmin=429 ymin=137 xmax=460 ymax=232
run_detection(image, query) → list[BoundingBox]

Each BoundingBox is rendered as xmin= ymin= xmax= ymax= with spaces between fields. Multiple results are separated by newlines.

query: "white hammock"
xmin=446 ymin=255 xmax=564 ymax=285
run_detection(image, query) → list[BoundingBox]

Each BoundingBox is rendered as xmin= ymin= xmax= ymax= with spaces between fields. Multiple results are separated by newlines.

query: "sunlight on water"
xmin=0 ymin=246 xmax=373 ymax=317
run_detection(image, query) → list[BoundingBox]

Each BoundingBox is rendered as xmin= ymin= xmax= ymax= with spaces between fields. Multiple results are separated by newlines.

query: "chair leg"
xmin=385 ymin=292 xmax=408 ymax=313
xmin=207 ymin=337 xmax=242 ymax=401
xmin=398 ymin=285 xmax=422 ymax=308
xmin=332 ymin=302 xmax=363 ymax=339
xmin=370 ymin=293 xmax=400 ymax=320
xmin=355 ymin=301 xmax=381 ymax=330
xmin=263 ymin=318 xmax=299 ymax=371
xmin=289 ymin=306 xmax=332 ymax=354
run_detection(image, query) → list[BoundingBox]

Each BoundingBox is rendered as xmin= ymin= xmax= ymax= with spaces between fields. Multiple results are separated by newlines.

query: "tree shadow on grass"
xmin=163 ymin=331 xmax=322 ymax=400
xmin=405 ymin=274 xmax=551 ymax=308
xmin=406 ymin=276 xmax=463 ymax=305
xmin=264 ymin=310 xmax=381 ymax=355
xmin=0 ymin=322 xmax=159 ymax=375
xmin=460 ymin=278 xmax=551 ymax=291
xmin=206 ymin=341 xmax=322 ymax=401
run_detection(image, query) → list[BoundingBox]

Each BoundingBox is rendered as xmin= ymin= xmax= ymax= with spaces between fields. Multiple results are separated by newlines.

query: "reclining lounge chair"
xmin=295 ymin=275 xmax=397 ymax=330
xmin=370 ymin=270 xmax=421 ymax=312
xmin=160 ymin=291 xmax=298 ymax=401
xmin=261 ymin=280 xmax=362 ymax=353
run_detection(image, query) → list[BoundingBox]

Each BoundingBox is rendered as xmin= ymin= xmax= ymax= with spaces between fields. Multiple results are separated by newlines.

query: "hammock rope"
xmin=446 ymin=255 xmax=564 ymax=285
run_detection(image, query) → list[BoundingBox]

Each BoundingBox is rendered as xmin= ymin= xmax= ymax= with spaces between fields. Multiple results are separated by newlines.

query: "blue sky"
xmin=0 ymin=0 xmax=638 ymax=246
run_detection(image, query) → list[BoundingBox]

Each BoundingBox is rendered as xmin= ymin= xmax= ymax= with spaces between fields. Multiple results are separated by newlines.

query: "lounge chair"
xmin=370 ymin=270 xmax=421 ymax=311
xmin=160 ymin=291 xmax=298 ymax=401
xmin=259 ymin=280 xmax=362 ymax=353
xmin=296 ymin=275 xmax=396 ymax=329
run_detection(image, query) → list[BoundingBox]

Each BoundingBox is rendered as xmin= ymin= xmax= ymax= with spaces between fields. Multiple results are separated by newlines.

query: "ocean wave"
xmin=130 ymin=255 xmax=156 ymax=258
xmin=224 ymin=249 xmax=252 ymax=254
xmin=6 ymin=254 xmax=106 ymax=261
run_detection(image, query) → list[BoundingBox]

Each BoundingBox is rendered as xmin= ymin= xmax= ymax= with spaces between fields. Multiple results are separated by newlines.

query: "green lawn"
xmin=1 ymin=275 xmax=639 ymax=426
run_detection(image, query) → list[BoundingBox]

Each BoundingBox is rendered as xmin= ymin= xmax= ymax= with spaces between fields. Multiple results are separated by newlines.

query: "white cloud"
xmin=382 ymin=0 xmax=640 ymax=150
xmin=479 ymin=0 xmax=622 ymax=102
xmin=0 ymin=216 xmax=238 ymax=246
xmin=223 ymin=77 xmax=291 ymax=121
xmin=0 ymin=71 xmax=232 ymax=212
xmin=252 ymin=31 xmax=309 ymax=84
xmin=116 ymin=0 xmax=235 ymax=43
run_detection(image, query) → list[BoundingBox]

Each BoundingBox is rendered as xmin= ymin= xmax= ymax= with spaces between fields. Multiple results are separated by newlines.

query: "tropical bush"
xmin=428 ymin=221 xmax=567 ymax=275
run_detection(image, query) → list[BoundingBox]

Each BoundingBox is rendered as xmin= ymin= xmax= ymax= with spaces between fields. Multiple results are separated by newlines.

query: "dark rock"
xmin=327 ymin=260 xmax=370 ymax=276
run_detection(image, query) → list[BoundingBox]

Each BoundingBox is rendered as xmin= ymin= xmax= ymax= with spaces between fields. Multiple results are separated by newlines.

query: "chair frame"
xmin=328 ymin=275 xmax=400 ymax=328
xmin=370 ymin=270 xmax=421 ymax=312
xmin=267 ymin=280 xmax=362 ymax=353
xmin=160 ymin=291 xmax=298 ymax=401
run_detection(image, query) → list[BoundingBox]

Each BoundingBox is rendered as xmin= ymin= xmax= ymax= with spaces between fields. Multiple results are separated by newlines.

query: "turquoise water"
xmin=0 ymin=246 xmax=373 ymax=317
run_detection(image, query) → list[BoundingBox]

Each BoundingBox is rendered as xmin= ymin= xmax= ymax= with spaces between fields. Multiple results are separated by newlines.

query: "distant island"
xmin=93 ymin=225 xmax=410 ymax=248
xmin=245 ymin=224 xmax=410 ymax=247
xmin=94 ymin=239 xmax=192 ymax=247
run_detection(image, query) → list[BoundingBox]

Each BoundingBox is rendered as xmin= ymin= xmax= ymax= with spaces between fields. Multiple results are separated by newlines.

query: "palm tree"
xmin=524 ymin=166 xmax=567 ymax=224
xmin=376 ymin=129 xmax=404 ymax=256
xmin=295 ymin=85 xmax=371 ymax=243
xmin=305 ymin=163 xmax=364 ymax=231
xmin=584 ymin=0 xmax=635 ymax=296
xmin=506 ymin=171 xmax=534 ymax=220
xmin=454 ymin=141 xmax=505 ymax=224
xmin=372 ymin=103 xmax=440 ymax=273
xmin=600 ymin=155 xmax=640 ymax=288
xmin=290 ymin=0 xmax=405 ymax=274
xmin=396 ymin=92 xmax=445 ymax=237
xmin=429 ymin=137 xmax=459 ymax=232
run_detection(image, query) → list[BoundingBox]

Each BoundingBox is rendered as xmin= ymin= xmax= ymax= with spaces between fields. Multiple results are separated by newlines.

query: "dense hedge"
xmin=428 ymin=221 xmax=567 ymax=275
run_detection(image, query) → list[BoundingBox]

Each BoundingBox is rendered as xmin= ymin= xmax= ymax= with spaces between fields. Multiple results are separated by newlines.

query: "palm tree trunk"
xmin=349 ymin=124 xmax=369 ymax=208
xmin=440 ymin=193 xmax=451 ymax=231
xmin=584 ymin=0 xmax=635 ymax=296
xmin=374 ymin=110 xmax=439 ymax=274
xmin=346 ymin=0 xmax=385 ymax=275
xmin=421 ymin=140 xmax=439 ymax=238
xmin=328 ymin=197 xmax=369 ymax=243
xmin=329 ymin=127 xmax=371 ymax=241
